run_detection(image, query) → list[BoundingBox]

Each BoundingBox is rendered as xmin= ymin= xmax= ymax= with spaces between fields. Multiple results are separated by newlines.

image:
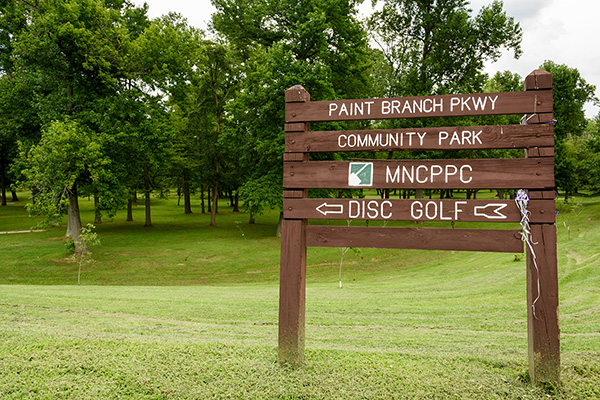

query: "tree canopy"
xmin=1 ymin=0 xmax=599 ymax=249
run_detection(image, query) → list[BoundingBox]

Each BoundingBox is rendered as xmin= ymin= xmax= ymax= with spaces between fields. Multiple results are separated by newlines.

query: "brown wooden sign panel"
xmin=286 ymin=91 xmax=553 ymax=122
xmin=306 ymin=225 xmax=524 ymax=253
xmin=284 ymin=198 xmax=555 ymax=223
xmin=285 ymin=124 xmax=554 ymax=153
xmin=284 ymin=158 xmax=554 ymax=190
xmin=280 ymin=72 xmax=559 ymax=384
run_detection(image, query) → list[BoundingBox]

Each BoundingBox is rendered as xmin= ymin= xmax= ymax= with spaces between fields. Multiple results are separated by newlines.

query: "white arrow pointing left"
xmin=316 ymin=202 xmax=344 ymax=216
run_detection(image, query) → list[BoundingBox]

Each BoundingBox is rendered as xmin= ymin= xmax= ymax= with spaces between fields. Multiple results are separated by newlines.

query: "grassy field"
xmin=1 ymin=191 xmax=599 ymax=398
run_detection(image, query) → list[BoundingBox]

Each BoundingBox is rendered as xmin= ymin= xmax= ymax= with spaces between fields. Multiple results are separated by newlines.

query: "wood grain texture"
xmin=285 ymin=124 xmax=554 ymax=153
xmin=524 ymin=69 xmax=553 ymax=90
xmin=278 ymin=219 xmax=307 ymax=366
xmin=284 ymin=198 xmax=555 ymax=223
xmin=526 ymin=224 xmax=560 ymax=384
xmin=284 ymin=158 xmax=554 ymax=190
xmin=306 ymin=225 xmax=524 ymax=253
xmin=286 ymin=91 xmax=552 ymax=122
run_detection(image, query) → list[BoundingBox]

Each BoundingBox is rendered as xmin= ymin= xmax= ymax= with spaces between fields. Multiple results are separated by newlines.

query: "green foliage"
xmin=540 ymin=60 xmax=598 ymax=141
xmin=564 ymin=116 xmax=600 ymax=194
xmin=20 ymin=120 xmax=109 ymax=226
xmin=212 ymin=0 xmax=371 ymax=216
xmin=369 ymin=0 xmax=522 ymax=96
xmin=72 ymin=223 xmax=101 ymax=284
xmin=539 ymin=61 xmax=597 ymax=197
xmin=238 ymin=172 xmax=283 ymax=217
xmin=485 ymin=70 xmax=522 ymax=93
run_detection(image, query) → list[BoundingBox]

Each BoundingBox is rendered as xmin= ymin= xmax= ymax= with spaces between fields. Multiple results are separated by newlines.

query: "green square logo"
xmin=348 ymin=162 xmax=373 ymax=187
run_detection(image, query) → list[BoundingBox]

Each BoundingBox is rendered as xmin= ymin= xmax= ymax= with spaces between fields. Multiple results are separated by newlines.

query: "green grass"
xmin=1 ymin=191 xmax=599 ymax=398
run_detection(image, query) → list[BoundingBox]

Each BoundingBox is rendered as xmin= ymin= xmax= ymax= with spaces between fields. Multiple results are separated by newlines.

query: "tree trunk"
xmin=210 ymin=181 xmax=218 ymax=226
xmin=249 ymin=208 xmax=255 ymax=224
xmin=201 ymin=185 xmax=206 ymax=214
xmin=94 ymin=194 xmax=102 ymax=224
xmin=0 ymin=154 xmax=6 ymax=206
xmin=126 ymin=195 xmax=133 ymax=222
xmin=183 ymin=176 xmax=192 ymax=214
xmin=67 ymin=184 xmax=88 ymax=253
xmin=207 ymin=187 xmax=212 ymax=213
xmin=0 ymin=179 xmax=6 ymax=206
xmin=233 ymin=191 xmax=239 ymax=212
xmin=144 ymin=191 xmax=152 ymax=227
xmin=143 ymin=164 xmax=152 ymax=228
xmin=210 ymin=150 xmax=220 ymax=226
xmin=66 ymin=84 xmax=74 ymax=115
xmin=11 ymin=190 xmax=18 ymax=202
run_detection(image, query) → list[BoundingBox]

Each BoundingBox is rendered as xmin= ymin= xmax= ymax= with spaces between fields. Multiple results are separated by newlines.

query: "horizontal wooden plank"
xmin=285 ymin=123 xmax=307 ymax=132
xmin=284 ymin=159 xmax=554 ymax=190
xmin=527 ymin=147 xmax=555 ymax=158
xmin=285 ymin=124 xmax=554 ymax=153
xmin=284 ymin=198 xmax=555 ymax=223
xmin=306 ymin=226 xmax=524 ymax=253
xmin=282 ymin=190 xmax=307 ymax=199
xmin=286 ymin=91 xmax=553 ymax=123
xmin=528 ymin=190 xmax=556 ymax=200
xmin=283 ymin=153 xmax=308 ymax=162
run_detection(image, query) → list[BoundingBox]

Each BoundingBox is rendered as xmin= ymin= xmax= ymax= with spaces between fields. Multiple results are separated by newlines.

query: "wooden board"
xmin=284 ymin=198 xmax=555 ymax=223
xmin=286 ymin=91 xmax=553 ymax=122
xmin=278 ymin=219 xmax=307 ymax=365
xmin=306 ymin=225 xmax=524 ymax=253
xmin=285 ymin=124 xmax=554 ymax=153
xmin=284 ymin=158 xmax=554 ymax=190
xmin=527 ymin=223 xmax=560 ymax=383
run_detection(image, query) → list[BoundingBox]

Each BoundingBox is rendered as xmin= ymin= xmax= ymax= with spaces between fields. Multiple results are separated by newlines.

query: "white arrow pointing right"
xmin=473 ymin=203 xmax=508 ymax=219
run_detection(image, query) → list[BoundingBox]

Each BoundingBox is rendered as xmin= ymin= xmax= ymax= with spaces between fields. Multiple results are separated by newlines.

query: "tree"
xmin=21 ymin=120 xmax=108 ymax=253
xmin=9 ymin=0 xmax=137 ymax=236
xmin=539 ymin=61 xmax=598 ymax=199
xmin=211 ymin=0 xmax=372 ymax=224
xmin=540 ymin=60 xmax=597 ymax=142
xmin=193 ymin=41 xmax=237 ymax=226
xmin=565 ymin=115 xmax=600 ymax=194
xmin=129 ymin=13 xmax=203 ymax=225
xmin=0 ymin=0 xmax=39 ymax=205
xmin=369 ymin=0 xmax=522 ymax=96
xmin=584 ymin=116 xmax=600 ymax=193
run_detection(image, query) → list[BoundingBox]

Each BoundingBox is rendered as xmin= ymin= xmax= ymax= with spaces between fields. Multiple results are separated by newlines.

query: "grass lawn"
xmin=0 ymin=191 xmax=599 ymax=398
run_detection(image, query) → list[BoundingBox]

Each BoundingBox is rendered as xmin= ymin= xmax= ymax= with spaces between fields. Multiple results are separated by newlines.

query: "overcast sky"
xmin=132 ymin=0 xmax=600 ymax=118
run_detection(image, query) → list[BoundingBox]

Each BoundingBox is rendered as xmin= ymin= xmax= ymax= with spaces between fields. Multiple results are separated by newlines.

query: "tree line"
xmin=0 ymin=0 xmax=598 ymax=252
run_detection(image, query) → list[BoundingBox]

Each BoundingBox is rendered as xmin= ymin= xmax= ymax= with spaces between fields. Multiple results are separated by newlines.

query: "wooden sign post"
xmin=279 ymin=71 xmax=559 ymax=384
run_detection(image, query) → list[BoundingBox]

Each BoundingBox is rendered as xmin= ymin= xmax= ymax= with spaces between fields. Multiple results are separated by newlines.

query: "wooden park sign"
xmin=279 ymin=70 xmax=559 ymax=384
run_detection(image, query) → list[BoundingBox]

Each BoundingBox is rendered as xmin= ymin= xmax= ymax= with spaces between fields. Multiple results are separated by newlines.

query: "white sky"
xmin=132 ymin=0 xmax=600 ymax=118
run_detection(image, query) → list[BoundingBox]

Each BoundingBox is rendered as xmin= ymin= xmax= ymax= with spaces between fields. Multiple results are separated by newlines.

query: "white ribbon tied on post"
xmin=515 ymin=189 xmax=540 ymax=319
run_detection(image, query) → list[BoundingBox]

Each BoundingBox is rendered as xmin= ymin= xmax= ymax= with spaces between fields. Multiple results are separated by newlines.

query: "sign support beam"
xmin=524 ymin=69 xmax=560 ymax=385
xmin=279 ymin=86 xmax=310 ymax=366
